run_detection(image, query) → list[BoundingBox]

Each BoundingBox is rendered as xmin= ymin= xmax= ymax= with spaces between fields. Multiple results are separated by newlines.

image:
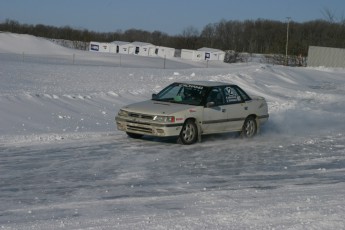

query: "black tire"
xmin=179 ymin=120 xmax=198 ymax=145
xmin=241 ymin=116 xmax=257 ymax=138
xmin=126 ymin=132 xmax=143 ymax=139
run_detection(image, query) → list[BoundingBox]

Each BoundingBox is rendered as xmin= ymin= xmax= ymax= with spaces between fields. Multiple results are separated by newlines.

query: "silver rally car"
xmin=115 ymin=81 xmax=269 ymax=144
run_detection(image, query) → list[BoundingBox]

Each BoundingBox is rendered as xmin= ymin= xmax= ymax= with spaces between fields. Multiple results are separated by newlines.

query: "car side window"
xmin=223 ymin=86 xmax=242 ymax=104
xmin=206 ymin=87 xmax=225 ymax=106
xmin=234 ymin=86 xmax=251 ymax=101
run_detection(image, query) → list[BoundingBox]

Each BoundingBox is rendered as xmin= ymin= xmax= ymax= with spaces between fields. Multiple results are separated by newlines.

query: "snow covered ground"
xmin=1 ymin=32 xmax=345 ymax=229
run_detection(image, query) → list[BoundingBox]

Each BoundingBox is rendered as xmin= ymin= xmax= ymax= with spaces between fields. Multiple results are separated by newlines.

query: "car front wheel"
xmin=241 ymin=116 xmax=257 ymax=138
xmin=179 ymin=120 xmax=198 ymax=145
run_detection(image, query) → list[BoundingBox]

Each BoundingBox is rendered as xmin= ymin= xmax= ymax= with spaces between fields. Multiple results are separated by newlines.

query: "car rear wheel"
xmin=179 ymin=120 xmax=198 ymax=145
xmin=126 ymin=132 xmax=143 ymax=139
xmin=241 ymin=116 xmax=257 ymax=138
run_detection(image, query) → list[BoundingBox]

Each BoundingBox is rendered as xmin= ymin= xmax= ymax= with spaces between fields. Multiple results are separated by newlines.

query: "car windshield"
xmin=153 ymin=83 xmax=207 ymax=106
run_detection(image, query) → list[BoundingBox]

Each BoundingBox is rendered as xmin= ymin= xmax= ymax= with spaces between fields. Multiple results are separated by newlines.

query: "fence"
xmin=0 ymin=52 xmax=175 ymax=69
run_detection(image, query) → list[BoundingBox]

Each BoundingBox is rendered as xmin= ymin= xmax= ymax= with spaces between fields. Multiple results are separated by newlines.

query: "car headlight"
xmin=153 ymin=115 xmax=175 ymax=123
xmin=118 ymin=109 xmax=129 ymax=117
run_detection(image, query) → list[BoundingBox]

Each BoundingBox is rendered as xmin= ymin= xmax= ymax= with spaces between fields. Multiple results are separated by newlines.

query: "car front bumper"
xmin=115 ymin=116 xmax=183 ymax=137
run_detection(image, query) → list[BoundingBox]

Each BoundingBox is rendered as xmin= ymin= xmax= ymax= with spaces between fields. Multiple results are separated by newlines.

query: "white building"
xmin=153 ymin=46 xmax=175 ymax=58
xmin=181 ymin=47 xmax=225 ymax=61
xmin=197 ymin=47 xmax=225 ymax=61
xmin=308 ymin=46 xmax=345 ymax=68
xmin=88 ymin=40 xmax=175 ymax=59
xmin=132 ymin=42 xmax=156 ymax=56
xmin=89 ymin=42 xmax=111 ymax=53
xmin=110 ymin=41 xmax=135 ymax=54
xmin=181 ymin=49 xmax=204 ymax=61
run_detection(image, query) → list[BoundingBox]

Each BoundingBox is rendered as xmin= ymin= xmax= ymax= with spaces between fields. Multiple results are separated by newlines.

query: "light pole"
xmin=285 ymin=17 xmax=291 ymax=66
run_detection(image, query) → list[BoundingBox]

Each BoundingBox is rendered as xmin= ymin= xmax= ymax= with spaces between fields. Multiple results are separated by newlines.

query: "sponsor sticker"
xmin=180 ymin=84 xmax=204 ymax=90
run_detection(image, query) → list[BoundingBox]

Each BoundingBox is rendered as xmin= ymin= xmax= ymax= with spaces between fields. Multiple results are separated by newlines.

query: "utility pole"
xmin=285 ymin=17 xmax=291 ymax=66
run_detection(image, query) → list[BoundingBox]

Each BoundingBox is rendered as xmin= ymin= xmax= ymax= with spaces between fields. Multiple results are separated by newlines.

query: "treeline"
xmin=1 ymin=18 xmax=345 ymax=56
xmin=201 ymin=19 xmax=345 ymax=56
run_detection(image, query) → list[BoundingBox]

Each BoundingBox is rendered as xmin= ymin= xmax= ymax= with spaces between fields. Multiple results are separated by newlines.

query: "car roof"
xmin=177 ymin=81 xmax=232 ymax=87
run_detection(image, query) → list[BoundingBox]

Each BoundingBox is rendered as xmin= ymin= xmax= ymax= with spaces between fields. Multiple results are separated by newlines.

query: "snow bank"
xmin=0 ymin=32 xmax=73 ymax=55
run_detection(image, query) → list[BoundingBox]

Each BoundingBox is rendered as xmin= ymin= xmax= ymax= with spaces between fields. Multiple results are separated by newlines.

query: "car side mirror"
xmin=152 ymin=94 xmax=158 ymax=99
xmin=206 ymin=102 xmax=215 ymax=108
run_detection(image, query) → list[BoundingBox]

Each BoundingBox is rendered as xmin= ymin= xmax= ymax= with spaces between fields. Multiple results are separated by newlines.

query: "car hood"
xmin=122 ymin=100 xmax=196 ymax=115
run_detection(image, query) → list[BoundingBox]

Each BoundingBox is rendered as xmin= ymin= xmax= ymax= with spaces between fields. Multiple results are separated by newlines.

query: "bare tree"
xmin=200 ymin=23 xmax=216 ymax=47
xmin=181 ymin=26 xmax=200 ymax=38
xmin=322 ymin=7 xmax=337 ymax=23
xmin=179 ymin=26 xmax=200 ymax=49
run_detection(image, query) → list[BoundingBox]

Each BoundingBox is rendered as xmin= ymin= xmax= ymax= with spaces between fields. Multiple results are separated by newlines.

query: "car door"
xmin=222 ymin=86 xmax=250 ymax=131
xmin=202 ymin=87 xmax=230 ymax=134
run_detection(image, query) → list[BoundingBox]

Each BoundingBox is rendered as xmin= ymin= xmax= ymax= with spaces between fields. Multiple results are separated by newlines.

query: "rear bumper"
xmin=115 ymin=116 xmax=183 ymax=137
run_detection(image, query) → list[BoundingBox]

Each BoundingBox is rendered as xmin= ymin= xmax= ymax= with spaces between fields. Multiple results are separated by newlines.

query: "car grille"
xmin=125 ymin=112 xmax=156 ymax=134
xmin=129 ymin=112 xmax=154 ymax=120
xmin=127 ymin=124 xmax=153 ymax=134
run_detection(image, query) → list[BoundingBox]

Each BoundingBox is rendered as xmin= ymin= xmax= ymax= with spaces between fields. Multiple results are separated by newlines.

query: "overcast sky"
xmin=0 ymin=0 xmax=344 ymax=35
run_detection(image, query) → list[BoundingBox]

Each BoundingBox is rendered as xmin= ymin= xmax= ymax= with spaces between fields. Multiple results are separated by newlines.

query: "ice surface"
xmin=0 ymin=32 xmax=345 ymax=229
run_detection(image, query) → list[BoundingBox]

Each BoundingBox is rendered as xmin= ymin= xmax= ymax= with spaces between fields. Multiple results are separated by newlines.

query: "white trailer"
xmin=132 ymin=42 xmax=155 ymax=56
xmin=181 ymin=49 xmax=205 ymax=61
xmin=181 ymin=49 xmax=195 ymax=60
xmin=198 ymin=47 xmax=225 ymax=61
xmin=89 ymin=42 xmax=111 ymax=53
xmin=154 ymin=46 xmax=175 ymax=58
xmin=111 ymin=41 xmax=135 ymax=54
